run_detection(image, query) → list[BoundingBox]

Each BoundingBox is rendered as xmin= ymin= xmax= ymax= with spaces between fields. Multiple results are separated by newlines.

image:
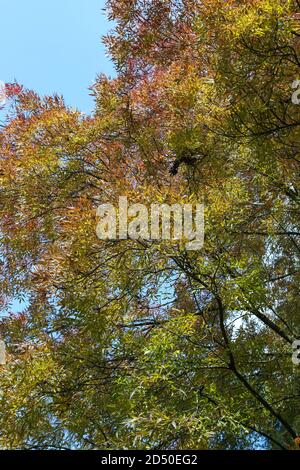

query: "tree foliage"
xmin=0 ymin=0 xmax=300 ymax=450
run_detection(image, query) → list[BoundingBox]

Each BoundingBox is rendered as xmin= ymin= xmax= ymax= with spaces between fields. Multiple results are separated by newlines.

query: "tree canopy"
xmin=0 ymin=0 xmax=300 ymax=450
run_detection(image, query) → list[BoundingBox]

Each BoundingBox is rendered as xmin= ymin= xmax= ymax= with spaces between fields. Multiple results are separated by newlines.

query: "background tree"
xmin=0 ymin=0 xmax=300 ymax=449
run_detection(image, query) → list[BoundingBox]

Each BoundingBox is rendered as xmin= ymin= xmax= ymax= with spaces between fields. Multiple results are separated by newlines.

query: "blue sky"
xmin=0 ymin=0 xmax=115 ymax=114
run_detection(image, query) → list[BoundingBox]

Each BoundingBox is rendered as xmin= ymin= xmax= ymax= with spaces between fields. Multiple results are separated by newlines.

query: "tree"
xmin=0 ymin=0 xmax=300 ymax=450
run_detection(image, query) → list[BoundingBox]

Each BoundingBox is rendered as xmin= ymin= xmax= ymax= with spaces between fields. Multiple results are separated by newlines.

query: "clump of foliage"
xmin=0 ymin=0 xmax=300 ymax=450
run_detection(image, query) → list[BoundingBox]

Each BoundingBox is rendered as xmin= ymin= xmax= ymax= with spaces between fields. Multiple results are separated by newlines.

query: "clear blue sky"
xmin=0 ymin=0 xmax=115 ymax=114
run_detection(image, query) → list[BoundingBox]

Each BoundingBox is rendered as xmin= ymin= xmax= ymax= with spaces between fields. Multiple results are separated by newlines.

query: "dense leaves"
xmin=0 ymin=0 xmax=300 ymax=449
